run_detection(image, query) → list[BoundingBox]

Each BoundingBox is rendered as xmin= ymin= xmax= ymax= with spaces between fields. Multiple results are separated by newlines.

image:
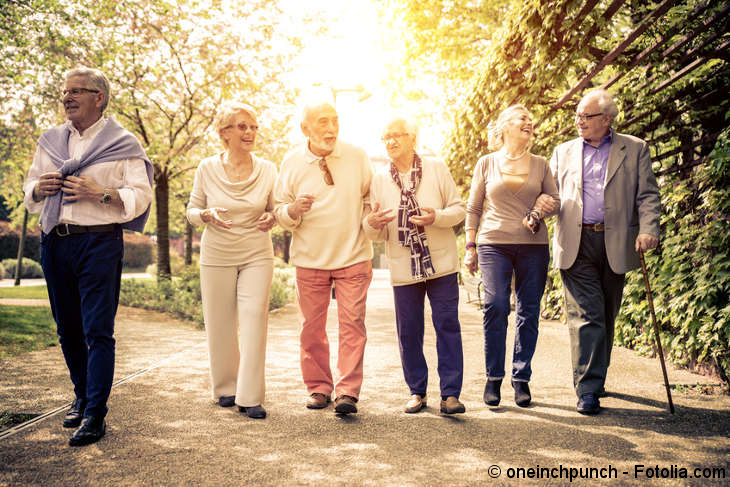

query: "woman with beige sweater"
xmin=365 ymin=117 xmax=466 ymax=415
xmin=186 ymin=102 xmax=277 ymax=419
xmin=464 ymin=104 xmax=559 ymax=408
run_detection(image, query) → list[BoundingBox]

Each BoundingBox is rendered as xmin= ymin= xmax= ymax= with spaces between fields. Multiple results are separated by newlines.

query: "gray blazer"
xmin=550 ymin=131 xmax=661 ymax=274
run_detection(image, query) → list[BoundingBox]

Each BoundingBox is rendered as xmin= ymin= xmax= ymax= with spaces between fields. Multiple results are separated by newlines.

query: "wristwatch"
xmin=465 ymin=241 xmax=477 ymax=250
xmin=100 ymin=188 xmax=112 ymax=205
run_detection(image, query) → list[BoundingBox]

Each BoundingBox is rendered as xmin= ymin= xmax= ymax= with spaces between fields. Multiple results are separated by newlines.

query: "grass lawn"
xmin=0 ymin=285 xmax=49 ymax=300
xmin=0 ymin=305 xmax=57 ymax=359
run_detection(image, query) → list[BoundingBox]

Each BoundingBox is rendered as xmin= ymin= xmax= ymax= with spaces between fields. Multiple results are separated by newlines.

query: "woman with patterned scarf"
xmin=364 ymin=116 xmax=466 ymax=415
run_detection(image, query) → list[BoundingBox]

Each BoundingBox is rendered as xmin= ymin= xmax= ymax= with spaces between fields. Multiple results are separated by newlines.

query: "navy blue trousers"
xmin=392 ymin=272 xmax=463 ymax=399
xmin=40 ymin=227 xmax=123 ymax=418
xmin=477 ymin=244 xmax=549 ymax=382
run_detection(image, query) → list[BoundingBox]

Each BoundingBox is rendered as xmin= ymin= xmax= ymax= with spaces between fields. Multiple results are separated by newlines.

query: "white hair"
xmin=384 ymin=116 xmax=419 ymax=145
xmin=64 ymin=66 xmax=111 ymax=112
xmin=580 ymin=89 xmax=619 ymax=121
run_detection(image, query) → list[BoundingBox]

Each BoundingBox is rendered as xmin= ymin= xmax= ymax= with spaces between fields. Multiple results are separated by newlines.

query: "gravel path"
xmin=1 ymin=269 xmax=728 ymax=486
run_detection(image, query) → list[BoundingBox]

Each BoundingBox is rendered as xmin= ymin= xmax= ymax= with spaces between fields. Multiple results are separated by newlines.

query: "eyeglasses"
xmin=575 ymin=112 xmax=604 ymax=122
xmin=319 ymin=157 xmax=334 ymax=185
xmin=223 ymin=123 xmax=259 ymax=132
xmin=381 ymin=133 xmax=409 ymax=143
xmin=61 ymin=88 xmax=100 ymax=98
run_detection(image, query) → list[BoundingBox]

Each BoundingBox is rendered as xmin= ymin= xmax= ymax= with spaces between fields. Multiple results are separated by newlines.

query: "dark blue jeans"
xmin=392 ymin=272 xmax=463 ymax=399
xmin=40 ymin=227 xmax=123 ymax=418
xmin=477 ymin=244 xmax=549 ymax=382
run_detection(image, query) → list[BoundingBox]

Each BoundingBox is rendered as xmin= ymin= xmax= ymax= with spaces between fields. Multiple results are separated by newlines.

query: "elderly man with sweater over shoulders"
xmin=23 ymin=66 xmax=153 ymax=446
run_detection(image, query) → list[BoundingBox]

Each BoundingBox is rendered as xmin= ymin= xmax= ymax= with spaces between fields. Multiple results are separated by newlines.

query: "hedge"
xmin=0 ymin=222 xmax=40 ymax=261
xmin=0 ymin=257 xmax=44 ymax=279
xmin=122 ymin=231 xmax=155 ymax=269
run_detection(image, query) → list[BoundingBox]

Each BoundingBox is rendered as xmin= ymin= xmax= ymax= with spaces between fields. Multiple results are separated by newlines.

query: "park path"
xmin=1 ymin=269 xmax=728 ymax=486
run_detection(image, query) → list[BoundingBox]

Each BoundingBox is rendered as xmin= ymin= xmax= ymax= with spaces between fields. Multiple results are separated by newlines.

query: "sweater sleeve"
xmin=540 ymin=158 xmax=560 ymax=218
xmin=186 ymin=163 xmax=207 ymax=227
xmin=432 ymin=161 xmax=466 ymax=228
xmin=465 ymin=156 xmax=487 ymax=231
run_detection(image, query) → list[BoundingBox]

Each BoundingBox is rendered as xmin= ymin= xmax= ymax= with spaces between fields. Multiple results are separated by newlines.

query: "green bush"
xmin=0 ymin=222 xmax=41 ymax=261
xmin=0 ymin=261 xmax=5 ymax=279
xmin=270 ymin=266 xmax=295 ymax=310
xmin=123 ymin=231 xmax=155 ymax=269
xmin=1 ymin=257 xmax=44 ymax=279
xmin=614 ymin=131 xmax=730 ymax=385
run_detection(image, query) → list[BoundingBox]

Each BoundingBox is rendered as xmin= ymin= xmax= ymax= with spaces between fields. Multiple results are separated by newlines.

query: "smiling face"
xmin=301 ymin=103 xmax=339 ymax=156
xmin=575 ymin=97 xmax=611 ymax=144
xmin=62 ymin=75 xmax=104 ymax=131
xmin=501 ymin=107 xmax=534 ymax=145
xmin=220 ymin=110 xmax=258 ymax=152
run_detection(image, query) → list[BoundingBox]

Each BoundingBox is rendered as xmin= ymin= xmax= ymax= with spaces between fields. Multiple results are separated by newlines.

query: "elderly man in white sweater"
xmin=364 ymin=117 xmax=466 ymax=415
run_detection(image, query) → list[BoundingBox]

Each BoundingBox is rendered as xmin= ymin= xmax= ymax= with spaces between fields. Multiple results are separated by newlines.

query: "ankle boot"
xmin=512 ymin=380 xmax=531 ymax=407
xmin=483 ymin=379 xmax=502 ymax=406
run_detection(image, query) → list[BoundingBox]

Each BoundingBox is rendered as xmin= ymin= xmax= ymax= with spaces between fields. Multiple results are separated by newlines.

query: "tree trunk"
xmin=184 ymin=219 xmax=193 ymax=266
xmin=14 ymin=209 xmax=28 ymax=286
xmin=155 ymin=171 xmax=172 ymax=278
xmin=283 ymin=230 xmax=291 ymax=264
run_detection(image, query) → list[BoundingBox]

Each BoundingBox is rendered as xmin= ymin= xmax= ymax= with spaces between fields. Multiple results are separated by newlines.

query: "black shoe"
xmin=63 ymin=398 xmax=86 ymax=428
xmin=218 ymin=396 xmax=236 ymax=407
xmin=512 ymin=380 xmax=531 ymax=407
xmin=238 ymin=405 xmax=267 ymax=419
xmin=69 ymin=416 xmax=106 ymax=446
xmin=483 ymin=379 xmax=502 ymax=406
xmin=577 ymin=393 xmax=600 ymax=415
xmin=597 ymin=386 xmax=607 ymax=398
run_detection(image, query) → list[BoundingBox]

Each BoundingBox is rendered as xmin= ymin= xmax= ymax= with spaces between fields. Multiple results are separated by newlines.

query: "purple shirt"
xmin=581 ymin=130 xmax=612 ymax=224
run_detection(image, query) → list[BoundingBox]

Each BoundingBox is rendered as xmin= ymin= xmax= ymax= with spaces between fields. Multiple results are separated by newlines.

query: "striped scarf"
xmin=389 ymin=153 xmax=435 ymax=280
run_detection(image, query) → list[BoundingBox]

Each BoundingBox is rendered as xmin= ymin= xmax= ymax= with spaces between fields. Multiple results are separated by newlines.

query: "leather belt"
xmin=582 ymin=223 xmax=605 ymax=232
xmin=53 ymin=223 xmax=119 ymax=236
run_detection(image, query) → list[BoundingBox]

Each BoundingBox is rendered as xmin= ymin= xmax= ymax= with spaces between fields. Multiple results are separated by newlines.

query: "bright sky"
xmin=280 ymin=0 xmax=446 ymax=159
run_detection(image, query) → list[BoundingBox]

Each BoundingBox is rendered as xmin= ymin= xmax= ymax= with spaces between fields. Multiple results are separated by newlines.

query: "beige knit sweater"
xmin=465 ymin=153 xmax=559 ymax=245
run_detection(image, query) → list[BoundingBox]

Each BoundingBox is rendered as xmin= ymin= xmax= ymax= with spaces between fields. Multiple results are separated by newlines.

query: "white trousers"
xmin=199 ymin=260 xmax=273 ymax=406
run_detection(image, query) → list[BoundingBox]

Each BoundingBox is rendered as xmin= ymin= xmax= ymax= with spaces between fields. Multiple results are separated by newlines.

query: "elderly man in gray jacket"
xmin=550 ymin=89 xmax=661 ymax=415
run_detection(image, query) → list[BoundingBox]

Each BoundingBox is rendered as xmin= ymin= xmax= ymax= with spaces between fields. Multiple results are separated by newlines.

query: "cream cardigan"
xmin=364 ymin=156 xmax=465 ymax=286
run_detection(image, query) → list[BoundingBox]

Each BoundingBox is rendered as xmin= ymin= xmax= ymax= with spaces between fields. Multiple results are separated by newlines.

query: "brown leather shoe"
xmin=404 ymin=394 xmax=426 ymax=414
xmin=334 ymin=395 xmax=358 ymax=414
xmin=306 ymin=393 xmax=331 ymax=409
xmin=440 ymin=396 xmax=466 ymax=415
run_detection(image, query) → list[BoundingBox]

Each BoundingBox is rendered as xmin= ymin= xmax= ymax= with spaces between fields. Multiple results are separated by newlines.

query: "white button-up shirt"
xmin=23 ymin=117 xmax=153 ymax=231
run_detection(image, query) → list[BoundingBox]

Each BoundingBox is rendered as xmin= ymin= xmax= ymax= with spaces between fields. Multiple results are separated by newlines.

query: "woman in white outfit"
xmin=186 ymin=102 xmax=277 ymax=419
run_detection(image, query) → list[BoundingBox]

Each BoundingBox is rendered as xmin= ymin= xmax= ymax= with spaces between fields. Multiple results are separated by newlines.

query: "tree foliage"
xmin=1 ymin=0 xmax=301 ymax=278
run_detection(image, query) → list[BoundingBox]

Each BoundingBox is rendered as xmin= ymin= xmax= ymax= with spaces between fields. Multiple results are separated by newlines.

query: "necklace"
xmin=503 ymin=148 xmax=528 ymax=160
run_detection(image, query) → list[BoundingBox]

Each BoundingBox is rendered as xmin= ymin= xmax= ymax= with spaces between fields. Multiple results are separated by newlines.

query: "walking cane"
xmin=639 ymin=250 xmax=675 ymax=414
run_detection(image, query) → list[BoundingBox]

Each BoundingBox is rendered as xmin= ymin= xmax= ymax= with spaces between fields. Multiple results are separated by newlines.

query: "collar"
xmin=66 ymin=116 xmax=108 ymax=138
xmin=304 ymin=140 xmax=341 ymax=164
xmin=582 ymin=128 xmax=613 ymax=149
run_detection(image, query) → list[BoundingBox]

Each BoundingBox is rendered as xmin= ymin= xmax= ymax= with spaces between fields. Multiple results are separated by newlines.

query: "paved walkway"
xmin=0 ymin=269 xmax=728 ymax=486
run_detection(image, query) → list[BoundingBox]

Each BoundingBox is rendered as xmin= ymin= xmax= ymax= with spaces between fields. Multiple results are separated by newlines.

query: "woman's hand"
xmin=202 ymin=207 xmax=233 ymax=229
xmin=256 ymin=212 xmax=276 ymax=232
xmin=534 ymin=193 xmax=557 ymax=215
xmin=464 ymin=248 xmax=478 ymax=275
xmin=409 ymin=207 xmax=436 ymax=226
xmin=367 ymin=202 xmax=395 ymax=229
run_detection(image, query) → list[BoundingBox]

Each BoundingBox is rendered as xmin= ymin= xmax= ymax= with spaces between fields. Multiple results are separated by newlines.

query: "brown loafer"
xmin=440 ymin=396 xmax=466 ymax=415
xmin=306 ymin=393 xmax=331 ymax=409
xmin=334 ymin=395 xmax=358 ymax=414
xmin=404 ymin=394 xmax=426 ymax=414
